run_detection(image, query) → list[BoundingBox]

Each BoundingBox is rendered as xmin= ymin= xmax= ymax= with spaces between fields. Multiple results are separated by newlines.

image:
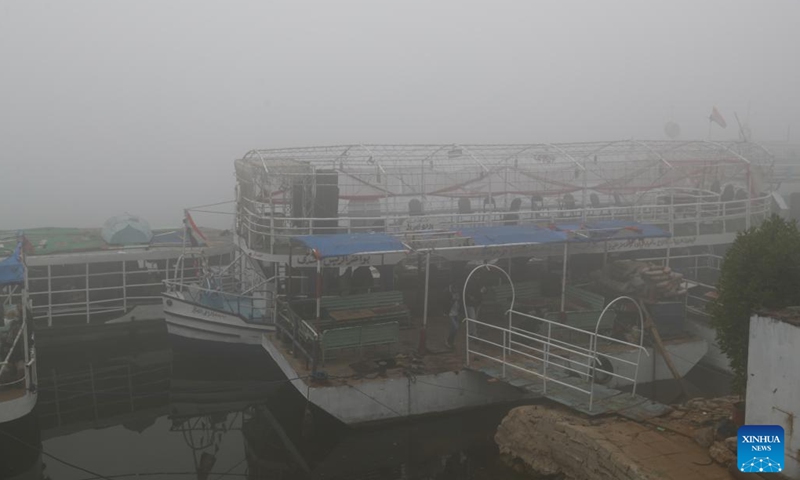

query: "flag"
xmin=17 ymin=232 xmax=34 ymax=255
xmin=183 ymin=210 xmax=207 ymax=247
xmin=709 ymin=106 xmax=727 ymax=128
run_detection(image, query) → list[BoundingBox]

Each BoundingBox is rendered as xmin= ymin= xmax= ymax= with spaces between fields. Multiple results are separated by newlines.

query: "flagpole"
xmin=179 ymin=210 xmax=187 ymax=285
xmin=707 ymin=118 xmax=712 ymax=141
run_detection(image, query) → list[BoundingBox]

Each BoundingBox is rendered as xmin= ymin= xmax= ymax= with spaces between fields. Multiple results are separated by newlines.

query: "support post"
xmin=85 ymin=263 xmax=90 ymax=324
xmin=47 ymin=264 xmax=52 ymax=327
xmin=23 ymin=267 xmax=30 ymax=392
xmin=419 ymin=250 xmax=431 ymax=353
xmin=745 ymin=165 xmax=752 ymax=229
xmin=122 ymin=260 xmax=127 ymax=312
xmin=315 ymin=257 xmax=322 ymax=320
xmin=560 ymin=243 xmax=568 ymax=312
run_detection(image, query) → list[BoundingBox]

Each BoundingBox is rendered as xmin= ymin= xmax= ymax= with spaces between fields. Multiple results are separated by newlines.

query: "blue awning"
xmin=0 ymin=242 xmax=24 ymax=286
xmin=553 ymin=220 xmax=671 ymax=242
xmin=456 ymin=225 xmax=568 ymax=246
xmin=291 ymin=233 xmax=409 ymax=259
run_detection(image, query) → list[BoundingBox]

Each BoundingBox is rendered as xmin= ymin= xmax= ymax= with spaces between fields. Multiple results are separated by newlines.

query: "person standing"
xmin=445 ymin=284 xmax=461 ymax=349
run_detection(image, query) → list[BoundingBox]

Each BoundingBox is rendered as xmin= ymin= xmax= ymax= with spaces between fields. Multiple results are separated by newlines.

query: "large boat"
xmin=0 ymin=213 xmax=233 ymax=330
xmin=0 ymin=237 xmax=37 ymax=424
xmin=163 ymin=140 xmax=781 ymax=422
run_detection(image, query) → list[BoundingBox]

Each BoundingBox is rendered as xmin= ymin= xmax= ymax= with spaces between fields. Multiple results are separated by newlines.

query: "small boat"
xmin=162 ymin=250 xmax=275 ymax=345
xmin=0 ymin=238 xmax=37 ymax=424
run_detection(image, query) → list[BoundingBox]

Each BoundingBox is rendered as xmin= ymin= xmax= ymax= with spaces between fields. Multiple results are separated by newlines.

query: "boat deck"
xmin=269 ymin=311 xmax=672 ymax=420
xmin=269 ymin=313 xmax=478 ymax=388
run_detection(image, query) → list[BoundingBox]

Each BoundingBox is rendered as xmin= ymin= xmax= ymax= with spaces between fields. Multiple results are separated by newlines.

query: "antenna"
xmin=734 ymin=112 xmax=752 ymax=142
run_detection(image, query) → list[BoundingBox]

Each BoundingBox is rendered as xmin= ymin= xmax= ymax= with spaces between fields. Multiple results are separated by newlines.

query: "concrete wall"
xmin=746 ymin=314 xmax=800 ymax=478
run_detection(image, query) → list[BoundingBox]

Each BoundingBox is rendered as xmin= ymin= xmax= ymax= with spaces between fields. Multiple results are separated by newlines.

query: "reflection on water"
xmin=1 ymin=325 xmax=528 ymax=480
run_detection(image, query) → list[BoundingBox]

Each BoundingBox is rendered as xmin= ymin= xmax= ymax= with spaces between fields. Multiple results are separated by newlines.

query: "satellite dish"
xmin=664 ymin=121 xmax=681 ymax=139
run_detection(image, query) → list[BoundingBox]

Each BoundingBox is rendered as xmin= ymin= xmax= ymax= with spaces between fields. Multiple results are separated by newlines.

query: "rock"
xmin=716 ymin=418 xmax=737 ymax=439
xmin=668 ymin=409 xmax=687 ymax=419
xmin=693 ymin=427 xmax=715 ymax=448
xmin=724 ymin=436 xmax=737 ymax=453
xmin=709 ymin=441 xmax=736 ymax=466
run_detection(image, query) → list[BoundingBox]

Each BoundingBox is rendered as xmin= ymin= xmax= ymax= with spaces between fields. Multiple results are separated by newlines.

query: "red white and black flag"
xmin=183 ymin=210 xmax=207 ymax=247
xmin=709 ymin=106 xmax=727 ymax=128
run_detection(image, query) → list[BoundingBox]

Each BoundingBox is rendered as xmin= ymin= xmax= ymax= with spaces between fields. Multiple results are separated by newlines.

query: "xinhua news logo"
xmin=737 ymin=425 xmax=784 ymax=473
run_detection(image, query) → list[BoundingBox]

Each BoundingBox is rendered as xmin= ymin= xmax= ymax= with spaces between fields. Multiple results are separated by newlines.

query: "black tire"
xmin=593 ymin=356 xmax=614 ymax=385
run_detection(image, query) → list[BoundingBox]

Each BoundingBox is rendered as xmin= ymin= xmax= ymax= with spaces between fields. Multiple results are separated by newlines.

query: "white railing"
xmin=465 ymin=309 xmax=648 ymax=411
xmin=236 ymin=193 xmax=773 ymax=253
xmin=26 ymin=253 xmax=231 ymax=326
xmin=461 ymin=263 xmax=648 ymax=410
xmin=0 ymin=316 xmax=35 ymax=399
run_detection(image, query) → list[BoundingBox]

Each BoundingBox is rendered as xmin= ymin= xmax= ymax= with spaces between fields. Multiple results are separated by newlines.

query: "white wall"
xmin=746 ymin=314 xmax=800 ymax=478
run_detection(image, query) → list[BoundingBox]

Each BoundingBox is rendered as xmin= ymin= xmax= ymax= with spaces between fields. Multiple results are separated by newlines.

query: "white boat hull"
xmin=602 ymin=336 xmax=709 ymax=388
xmin=684 ymin=317 xmax=733 ymax=374
xmin=162 ymin=292 xmax=273 ymax=345
xmin=0 ymin=357 xmax=38 ymax=424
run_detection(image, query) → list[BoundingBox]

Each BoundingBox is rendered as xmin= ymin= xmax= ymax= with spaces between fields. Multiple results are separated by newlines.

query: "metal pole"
xmin=316 ymin=257 xmax=322 ymax=320
xmin=560 ymin=243 xmax=568 ymax=312
xmin=122 ymin=260 xmax=127 ymax=312
xmin=47 ymin=264 xmax=52 ymax=327
xmin=23 ymin=259 xmax=30 ymax=392
xmin=419 ymin=250 xmax=431 ymax=353
xmin=581 ymin=158 xmax=587 ymax=223
xmin=746 ymin=165 xmax=752 ymax=229
xmin=288 ymin=246 xmax=293 ymax=300
xmin=85 ymin=263 xmax=90 ymax=324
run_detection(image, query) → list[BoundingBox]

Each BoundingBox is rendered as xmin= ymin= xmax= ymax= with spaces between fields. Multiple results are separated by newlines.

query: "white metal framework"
xmin=234 ymin=140 xmax=775 ymax=254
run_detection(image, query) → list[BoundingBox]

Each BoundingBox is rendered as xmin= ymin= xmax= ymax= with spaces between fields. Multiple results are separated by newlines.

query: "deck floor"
xmin=271 ymin=310 xmax=670 ymax=421
xmin=271 ymin=313 xmax=491 ymax=388
xmin=477 ymin=365 xmax=669 ymax=420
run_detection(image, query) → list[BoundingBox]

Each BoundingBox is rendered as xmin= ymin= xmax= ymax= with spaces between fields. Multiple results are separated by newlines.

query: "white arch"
xmin=591 ymin=295 xmax=648 ymax=399
xmin=462 ymin=263 xmax=514 ymax=318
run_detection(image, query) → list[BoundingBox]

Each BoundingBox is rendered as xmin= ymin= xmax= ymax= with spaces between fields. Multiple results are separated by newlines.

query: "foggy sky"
xmin=1 ymin=0 xmax=799 ymax=230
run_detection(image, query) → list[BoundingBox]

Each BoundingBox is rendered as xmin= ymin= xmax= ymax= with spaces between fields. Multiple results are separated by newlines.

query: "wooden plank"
xmin=640 ymin=301 xmax=690 ymax=399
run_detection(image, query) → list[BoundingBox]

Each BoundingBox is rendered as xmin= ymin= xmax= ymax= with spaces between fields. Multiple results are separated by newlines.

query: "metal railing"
xmin=0 ymin=317 xmax=36 ymax=399
xmin=236 ymin=193 xmax=773 ymax=253
xmin=26 ymin=253 xmax=231 ymax=326
xmin=462 ymin=263 xmax=647 ymax=411
xmin=273 ymin=297 xmax=319 ymax=371
xmin=465 ymin=306 xmax=648 ymax=411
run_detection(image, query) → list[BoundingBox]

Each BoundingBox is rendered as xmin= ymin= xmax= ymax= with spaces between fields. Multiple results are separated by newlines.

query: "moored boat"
xmin=0 ymin=237 xmax=37 ymax=424
xmin=0 ymin=214 xmax=233 ymax=330
xmin=184 ymin=140 xmax=782 ymax=422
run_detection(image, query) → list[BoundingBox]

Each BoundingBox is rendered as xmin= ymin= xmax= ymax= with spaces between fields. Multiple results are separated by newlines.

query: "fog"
xmin=1 ymin=0 xmax=798 ymax=230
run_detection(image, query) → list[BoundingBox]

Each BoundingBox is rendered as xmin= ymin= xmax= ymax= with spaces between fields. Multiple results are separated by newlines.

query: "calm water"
xmin=1 ymin=324 xmax=530 ymax=480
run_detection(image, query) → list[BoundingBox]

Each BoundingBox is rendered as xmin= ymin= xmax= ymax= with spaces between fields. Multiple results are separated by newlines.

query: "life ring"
xmin=593 ymin=356 xmax=614 ymax=385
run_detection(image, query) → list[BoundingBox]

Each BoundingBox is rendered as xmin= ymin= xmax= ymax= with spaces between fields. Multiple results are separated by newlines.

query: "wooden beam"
xmin=640 ymin=301 xmax=690 ymax=400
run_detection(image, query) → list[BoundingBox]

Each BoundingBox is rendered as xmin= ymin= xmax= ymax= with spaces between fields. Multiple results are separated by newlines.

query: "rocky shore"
xmin=495 ymin=397 xmax=750 ymax=480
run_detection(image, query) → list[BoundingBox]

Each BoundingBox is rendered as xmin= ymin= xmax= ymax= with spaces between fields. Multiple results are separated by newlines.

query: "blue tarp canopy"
xmin=456 ymin=225 xmax=568 ymax=246
xmin=0 ymin=242 xmax=24 ymax=286
xmin=291 ymin=233 xmax=408 ymax=259
xmin=552 ymin=220 xmax=671 ymax=242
